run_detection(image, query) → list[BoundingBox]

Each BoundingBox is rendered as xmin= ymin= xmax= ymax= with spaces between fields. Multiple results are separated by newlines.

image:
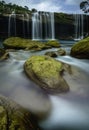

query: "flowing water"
xmin=8 ymin=12 xmax=16 ymax=37
xmin=0 ymin=42 xmax=89 ymax=130
xmin=32 ymin=12 xmax=55 ymax=40
xmin=74 ymin=13 xmax=89 ymax=41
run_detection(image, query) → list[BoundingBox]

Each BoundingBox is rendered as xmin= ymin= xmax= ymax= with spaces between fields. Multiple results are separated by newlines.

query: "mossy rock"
xmin=0 ymin=48 xmax=5 ymax=56
xmin=0 ymin=95 xmax=41 ymax=130
xmin=0 ymin=48 xmax=9 ymax=60
xmin=45 ymin=51 xmax=57 ymax=57
xmin=70 ymin=37 xmax=89 ymax=59
xmin=57 ymin=48 xmax=66 ymax=56
xmin=44 ymin=48 xmax=66 ymax=58
xmin=3 ymin=37 xmax=51 ymax=50
xmin=24 ymin=55 xmax=69 ymax=93
xmin=46 ymin=40 xmax=60 ymax=48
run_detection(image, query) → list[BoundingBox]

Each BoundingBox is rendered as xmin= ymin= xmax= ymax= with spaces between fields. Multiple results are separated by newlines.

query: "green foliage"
xmin=80 ymin=0 xmax=89 ymax=13
xmin=0 ymin=0 xmax=31 ymax=14
xmin=55 ymin=12 xmax=73 ymax=24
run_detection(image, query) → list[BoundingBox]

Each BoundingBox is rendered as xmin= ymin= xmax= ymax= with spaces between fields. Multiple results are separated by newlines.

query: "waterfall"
xmin=22 ymin=14 xmax=25 ymax=38
xmin=21 ymin=14 xmax=30 ymax=38
xmin=74 ymin=14 xmax=85 ymax=41
xmin=26 ymin=13 xmax=30 ymax=38
xmin=74 ymin=13 xmax=89 ymax=41
xmin=8 ymin=11 xmax=16 ymax=37
xmin=32 ymin=12 xmax=55 ymax=40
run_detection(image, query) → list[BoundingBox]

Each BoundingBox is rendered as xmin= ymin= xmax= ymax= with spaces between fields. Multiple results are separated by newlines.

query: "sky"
xmin=1 ymin=0 xmax=85 ymax=13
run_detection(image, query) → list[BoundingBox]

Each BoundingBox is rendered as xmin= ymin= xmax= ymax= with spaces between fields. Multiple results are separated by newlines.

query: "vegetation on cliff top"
xmin=55 ymin=12 xmax=73 ymax=24
xmin=0 ymin=0 xmax=31 ymax=14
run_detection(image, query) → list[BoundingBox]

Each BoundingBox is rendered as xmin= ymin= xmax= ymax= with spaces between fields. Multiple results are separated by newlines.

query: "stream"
xmin=0 ymin=44 xmax=89 ymax=130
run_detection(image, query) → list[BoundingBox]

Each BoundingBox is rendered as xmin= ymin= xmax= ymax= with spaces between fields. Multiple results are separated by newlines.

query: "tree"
xmin=31 ymin=8 xmax=37 ymax=12
xmin=80 ymin=0 xmax=89 ymax=13
xmin=24 ymin=6 xmax=29 ymax=10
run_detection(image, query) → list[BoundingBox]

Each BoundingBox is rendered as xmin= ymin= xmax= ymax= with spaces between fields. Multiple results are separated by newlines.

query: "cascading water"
xmin=21 ymin=13 xmax=31 ymax=38
xmin=32 ymin=12 xmax=55 ymax=40
xmin=26 ymin=13 xmax=30 ymax=38
xmin=74 ymin=13 xmax=89 ymax=41
xmin=22 ymin=14 xmax=25 ymax=38
xmin=74 ymin=14 xmax=84 ymax=41
xmin=8 ymin=11 xmax=16 ymax=37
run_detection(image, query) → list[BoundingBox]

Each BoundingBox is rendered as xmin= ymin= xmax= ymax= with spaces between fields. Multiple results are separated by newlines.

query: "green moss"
xmin=24 ymin=55 xmax=69 ymax=92
xmin=46 ymin=40 xmax=60 ymax=47
xmin=25 ymin=55 xmax=63 ymax=79
xmin=3 ymin=37 xmax=52 ymax=50
xmin=0 ymin=95 xmax=41 ymax=130
xmin=0 ymin=48 xmax=5 ymax=56
xmin=71 ymin=37 xmax=89 ymax=59
xmin=55 ymin=13 xmax=73 ymax=24
xmin=0 ymin=106 xmax=7 ymax=130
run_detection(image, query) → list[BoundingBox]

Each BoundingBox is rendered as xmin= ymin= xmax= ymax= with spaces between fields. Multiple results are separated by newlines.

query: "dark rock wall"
xmin=0 ymin=15 xmax=8 ymax=39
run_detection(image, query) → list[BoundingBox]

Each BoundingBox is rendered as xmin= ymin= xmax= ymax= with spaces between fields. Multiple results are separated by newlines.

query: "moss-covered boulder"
xmin=3 ymin=37 xmax=51 ymax=50
xmin=70 ymin=37 xmax=89 ymax=59
xmin=24 ymin=55 xmax=69 ymax=93
xmin=0 ymin=48 xmax=9 ymax=60
xmin=57 ymin=48 xmax=66 ymax=56
xmin=45 ymin=51 xmax=57 ymax=57
xmin=0 ymin=95 xmax=41 ymax=130
xmin=46 ymin=40 xmax=60 ymax=48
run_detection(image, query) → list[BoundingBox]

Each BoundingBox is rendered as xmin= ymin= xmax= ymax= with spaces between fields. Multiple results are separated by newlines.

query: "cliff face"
xmin=0 ymin=14 xmax=32 ymax=40
xmin=0 ymin=15 xmax=8 ymax=39
xmin=55 ymin=13 xmax=75 ymax=40
xmin=0 ymin=13 xmax=89 ymax=40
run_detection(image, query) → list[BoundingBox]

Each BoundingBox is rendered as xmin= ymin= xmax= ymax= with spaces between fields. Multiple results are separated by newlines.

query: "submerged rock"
xmin=45 ymin=48 xmax=66 ymax=58
xmin=0 ymin=48 xmax=9 ymax=60
xmin=57 ymin=48 xmax=66 ymax=56
xmin=0 ymin=95 xmax=41 ymax=130
xmin=70 ymin=37 xmax=89 ymax=59
xmin=24 ymin=55 xmax=69 ymax=93
xmin=45 ymin=51 xmax=57 ymax=57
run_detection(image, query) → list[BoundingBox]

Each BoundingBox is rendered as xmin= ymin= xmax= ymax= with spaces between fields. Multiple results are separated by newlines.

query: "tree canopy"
xmin=0 ymin=0 xmax=31 ymax=14
xmin=80 ymin=0 xmax=89 ymax=13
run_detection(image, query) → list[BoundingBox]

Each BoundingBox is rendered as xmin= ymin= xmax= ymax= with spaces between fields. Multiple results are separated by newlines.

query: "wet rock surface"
xmin=24 ymin=55 xmax=69 ymax=93
xmin=3 ymin=37 xmax=53 ymax=51
xmin=45 ymin=48 xmax=66 ymax=57
xmin=0 ymin=95 xmax=41 ymax=130
xmin=0 ymin=48 xmax=9 ymax=60
xmin=70 ymin=37 xmax=89 ymax=59
xmin=46 ymin=40 xmax=60 ymax=48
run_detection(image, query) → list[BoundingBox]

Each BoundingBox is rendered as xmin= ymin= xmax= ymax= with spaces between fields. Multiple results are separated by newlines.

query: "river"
xmin=0 ymin=41 xmax=89 ymax=130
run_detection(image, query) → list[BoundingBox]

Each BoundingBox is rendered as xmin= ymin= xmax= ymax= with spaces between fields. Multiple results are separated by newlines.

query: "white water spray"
xmin=32 ymin=12 xmax=55 ymax=40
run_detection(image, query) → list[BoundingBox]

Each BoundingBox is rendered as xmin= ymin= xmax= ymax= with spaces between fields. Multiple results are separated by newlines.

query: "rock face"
xmin=0 ymin=95 xmax=41 ymax=130
xmin=0 ymin=48 xmax=9 ymax=60
xmin=70 ymin=37 xmax=89 ymax=59
xmin=24 ymin=55 xmax=69 ymax=93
